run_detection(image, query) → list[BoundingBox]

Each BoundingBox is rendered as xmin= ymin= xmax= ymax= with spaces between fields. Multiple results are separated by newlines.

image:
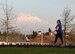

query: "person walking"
xmin=54 ymin=20 xmax=63 ymax=45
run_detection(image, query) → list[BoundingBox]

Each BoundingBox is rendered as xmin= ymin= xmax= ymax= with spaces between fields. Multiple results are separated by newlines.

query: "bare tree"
xmin=62 ymin=8 xmax=75 ymax=45
xmin=62 ymin=8 xmax=75 ymax=35
xmin=0 ymin=0 xmax=16 ymax=44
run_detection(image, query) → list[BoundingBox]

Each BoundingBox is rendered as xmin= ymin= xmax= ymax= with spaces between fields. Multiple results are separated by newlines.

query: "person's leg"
xmin=54 ymin=34 xmax=59 ymax=44
xmin=59 ymin=33 xmax=63 ymax=44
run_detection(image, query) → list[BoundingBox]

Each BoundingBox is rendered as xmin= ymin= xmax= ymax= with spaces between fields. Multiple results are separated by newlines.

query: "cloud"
xmin=16 ymin=13 xmax=50 ymax=34
xmin=16 ymin=13 xmax=42 ymax=24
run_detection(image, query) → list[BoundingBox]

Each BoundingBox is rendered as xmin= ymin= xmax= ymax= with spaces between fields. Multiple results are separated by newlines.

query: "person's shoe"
xmin=60 ymin=44 xmax=64 ymax=47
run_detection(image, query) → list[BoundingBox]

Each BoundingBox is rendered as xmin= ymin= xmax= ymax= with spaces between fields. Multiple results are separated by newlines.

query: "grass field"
xmin=0 ymin=47 xmax=75 ymax=54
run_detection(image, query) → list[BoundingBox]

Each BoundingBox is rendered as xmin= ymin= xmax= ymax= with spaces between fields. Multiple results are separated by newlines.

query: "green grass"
xmin=0 ymin=47 xmax=75 ymax=54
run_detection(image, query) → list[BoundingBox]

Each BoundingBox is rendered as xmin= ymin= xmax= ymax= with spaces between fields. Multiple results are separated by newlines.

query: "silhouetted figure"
xmin=48 ymin=28 xmax=52 ymax=36
xmin=54 ymin=20 xmax=63 ymax=45
xmin=48 ymin=28 xmax=51 ymax=32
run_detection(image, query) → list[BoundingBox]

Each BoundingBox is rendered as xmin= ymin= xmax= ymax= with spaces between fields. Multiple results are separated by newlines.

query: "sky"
xmin=0 ymin=0 xmax=75 ymax=34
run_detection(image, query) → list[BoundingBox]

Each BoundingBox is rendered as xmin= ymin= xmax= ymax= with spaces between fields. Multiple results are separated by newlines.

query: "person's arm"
xmin=53 ymin=26 xmax=59 ymax=33
xmin=56 ymin=27 xmax=59 ymax=31
xmin=53 ymin=25 xmax=59 ymax=33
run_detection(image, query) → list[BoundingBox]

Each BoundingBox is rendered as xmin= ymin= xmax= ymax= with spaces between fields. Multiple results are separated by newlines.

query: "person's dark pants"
xmin=54 ymin=33 xmax=63 ymax=44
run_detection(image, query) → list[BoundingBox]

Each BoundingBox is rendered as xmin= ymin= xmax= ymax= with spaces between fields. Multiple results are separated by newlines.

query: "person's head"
xmin=57 ymin=20 xmax=61 ymax=24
